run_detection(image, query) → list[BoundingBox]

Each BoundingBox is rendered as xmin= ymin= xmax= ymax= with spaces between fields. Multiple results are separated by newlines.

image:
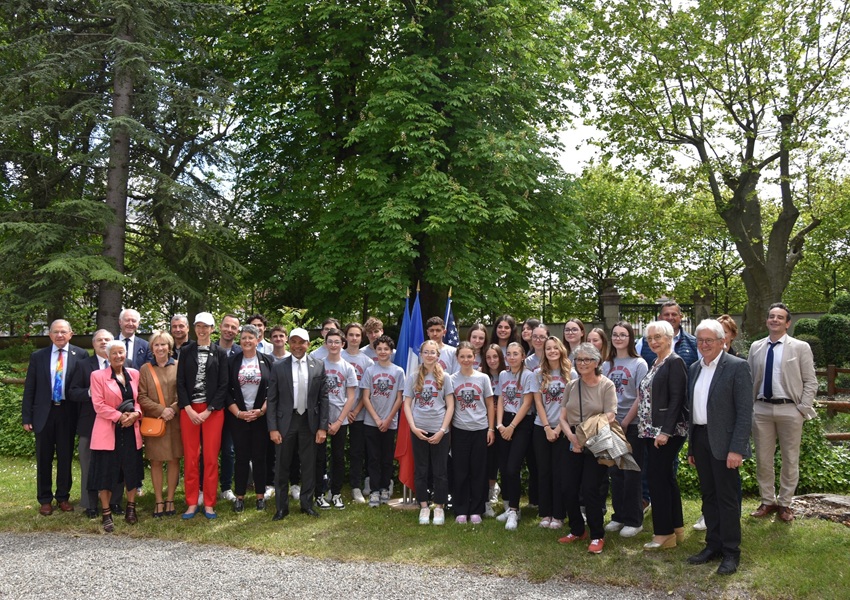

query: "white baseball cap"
xmin=289 ymin=327 xmax=310 ymax=341
xmin=194 ymin=312 xmax=215 ymax=326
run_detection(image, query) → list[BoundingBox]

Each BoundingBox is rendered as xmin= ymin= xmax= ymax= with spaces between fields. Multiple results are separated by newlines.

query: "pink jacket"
xmin=90 ymin=367 xmax=143 ymax=451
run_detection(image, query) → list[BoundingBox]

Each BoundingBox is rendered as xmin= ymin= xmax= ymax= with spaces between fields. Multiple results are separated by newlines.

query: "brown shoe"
xmin=58 ymin=500 xmax=74 ymax=512
xmin=39 ymin=503 xmax=54 ymax=516
xmin=750 ymin=503 xmax=778 ymax=518
xmin=777 ymin=506 xmax=794 ymax=522
xmin=124 ymin=501 xmax=137 ymax=525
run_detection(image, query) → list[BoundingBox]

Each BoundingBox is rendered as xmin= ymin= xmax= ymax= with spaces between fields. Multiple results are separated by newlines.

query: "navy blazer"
xmin=226 ymin=351 xmax=274 ymax=412
xmin=121 ymin=336 xmax=151 ymax=369
xmin=175 ymin=341 xmax=229 ymax=410
xmin=266 ymin=354 xmax=329 ymax=435
xmin=67 ymin=354 xmax=106 ymax=436
xmin=22 ymin=343 xmax=86 ymax=434
xmin=687 ymin=352 xmax=754 ymax=460
xmin=649 ymin=352 xmax=689 ymax=436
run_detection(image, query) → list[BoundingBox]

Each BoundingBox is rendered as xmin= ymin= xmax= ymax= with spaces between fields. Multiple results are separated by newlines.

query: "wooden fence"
xmin=816 ymin=365 xmax=850 ymax=442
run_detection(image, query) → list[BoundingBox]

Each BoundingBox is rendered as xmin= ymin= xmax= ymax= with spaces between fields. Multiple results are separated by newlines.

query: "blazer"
xmin=67 ymin=354 xmax=107 ymax=436
xmin=226 ymin=351 xmax=274 ymax=412
xmin=89 ymin=367 xmax=142 ymax=451
xmin=121 ymin=336 xmax=151 ymax=369
xmin=21 ymin=343 xmax=86 ymax=434
xmin=266 ymin=354 xmax=329 ymax=435
xmin=175 ymin=341 xmax=229 ymax=410
xmin=748 ymin=335 xmax=818 ymax=420
xmin=687 ymin=352 xmax=754 ymax=461
xmin=648 ymin=352 xmax=688 ymax=436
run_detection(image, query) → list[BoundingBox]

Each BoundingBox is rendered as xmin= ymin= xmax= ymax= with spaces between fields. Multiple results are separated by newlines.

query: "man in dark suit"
xmin=21 ymin=319 xmax=86 ymax=515
xmin=686 ymin=319 xmax=753 ymax=576
xmin=67 ymin=329 xmax=125 ymax=518
xmin=117 ymin=308 xmax=150 ymax=368
xmin=267 ymin=327 xmax=329 ymax=520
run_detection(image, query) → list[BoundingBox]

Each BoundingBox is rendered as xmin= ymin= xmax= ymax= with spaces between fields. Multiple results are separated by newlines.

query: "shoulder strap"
xmin=144 ymin=363 xmax=167 ymax=408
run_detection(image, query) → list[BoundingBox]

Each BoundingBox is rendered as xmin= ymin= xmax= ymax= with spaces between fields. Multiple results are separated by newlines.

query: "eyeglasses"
xmin=646 ymin=334 xmax=667 ymax=342
xmin=325 ymin=340 xmax=342 ymax=346
xmin=574 ymin=357 xmax=596 ymax=364
xmin=696 ymin=338 xmax=722 ymax=346
xmin=611 ymin=333 xmax=628 ymax=339
xmin=420 ymin=350 xmax=438 ymax=356
xmin=564 ymin=328 xmax=580 ymax=334
xmin=531 ymin=335 xmax=548 ymax=341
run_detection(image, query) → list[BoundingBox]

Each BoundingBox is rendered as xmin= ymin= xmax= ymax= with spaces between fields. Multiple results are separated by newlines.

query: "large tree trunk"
xmin=97 ymin=26 xmax=134 ymax=330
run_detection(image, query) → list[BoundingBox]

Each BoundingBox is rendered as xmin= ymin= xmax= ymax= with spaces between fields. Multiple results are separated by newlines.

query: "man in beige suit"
xmin=748 ymin=303 xmax=817 ymax=522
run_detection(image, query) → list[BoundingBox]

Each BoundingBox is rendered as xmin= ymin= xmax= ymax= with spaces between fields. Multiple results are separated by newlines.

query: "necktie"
xmin=296 ymin=359 xmax=307 ymax=415
xmin=53 ymin=348 xmax=64 ymax=404
xmin=764 ymin=341 xmax=779 ymax=400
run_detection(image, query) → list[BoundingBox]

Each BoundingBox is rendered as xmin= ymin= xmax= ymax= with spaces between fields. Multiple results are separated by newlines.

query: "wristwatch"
xmin=442 ymin=427 xmax=450 ymax=434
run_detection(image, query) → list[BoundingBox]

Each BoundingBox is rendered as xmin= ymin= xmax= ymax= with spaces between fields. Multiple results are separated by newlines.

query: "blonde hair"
xmin=540 ymin=336 xmax=571 ymax=391
xmin=414 ymin=339 xmax=444 ymax=392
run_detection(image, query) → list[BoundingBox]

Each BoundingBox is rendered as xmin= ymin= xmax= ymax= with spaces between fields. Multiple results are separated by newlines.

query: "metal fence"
xmin=619 ymin=303 xmax=696 ymax=336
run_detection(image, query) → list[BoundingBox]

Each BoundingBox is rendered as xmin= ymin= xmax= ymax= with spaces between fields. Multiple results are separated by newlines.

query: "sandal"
xmin=125 ymin=501 xmax=138 ymax=525
xmin=153 ymin=502 xmax=165 ymax=518
xmin=102 ymin=507 xmax=114 ymax=533
xmin=164 ymin=500 xmax=176 ymax=516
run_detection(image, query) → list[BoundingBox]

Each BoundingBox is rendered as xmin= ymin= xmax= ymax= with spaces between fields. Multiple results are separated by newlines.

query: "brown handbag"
xmin=140 ymin=364 xmax=167 ymax=438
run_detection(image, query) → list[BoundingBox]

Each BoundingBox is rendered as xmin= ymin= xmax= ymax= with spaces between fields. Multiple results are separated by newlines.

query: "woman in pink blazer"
xmin=89 ymin=340 xmax=144 ymax=532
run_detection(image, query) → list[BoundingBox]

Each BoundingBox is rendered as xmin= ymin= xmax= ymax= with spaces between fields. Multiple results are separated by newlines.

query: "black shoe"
xmin=716 ymin=555 xmax=739 ymax=576
xmin=110 ymin=503 xmax=124 ymax=516
xmin=234 ymin=499 xmax=244 ymax=513
xmin=272 ymin=508 xmax=289 ymax=521
xmin=687 ymin=547 xmax=722 ymax=565
xmin=256 ymin=498 xmax=266 ymax=511
xmin=301 ymin=507 xmax=320 ymax=517
xmin=85 ymin=508 xmax=99 ymax=519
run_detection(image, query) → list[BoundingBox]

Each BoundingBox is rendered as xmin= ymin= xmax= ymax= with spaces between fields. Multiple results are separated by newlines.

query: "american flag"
xmin=443 ymin=297 xmax=459 ymax=347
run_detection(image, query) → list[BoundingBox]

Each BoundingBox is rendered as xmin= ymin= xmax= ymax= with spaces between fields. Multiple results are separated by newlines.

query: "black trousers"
xmin=646 ymin=435 xmax=686 ymax=535
xmin=692 ymin=425 xmax=742 ymax=559
xmin=231 ymin=415 xmax=268 ymax=497
xmin=325 ymin=423 xmax=348 ymax=495
xmin=609 ymin=423 xmax=644 ymax=527
xmin=35 ymin=403 xmax=75 ymax=505
xmin=532 ymin=425 xmax=568 ymax=520
xmin=564 ymin=447 xmax=608 ymax=539
xmin=348 ymin=420 xmax=366 ymax=489
xmin=275 ymin=412 xmax=316 ymax=512
xmin=497 ymin=412 xmax=533 ymax=509
xmin=364 ymin=425 xmax=395 ymax=492
xmin=411 ymin=431 xmax=450 ymax=505
xmin=451 ymin=427 xmax=488 ymax=516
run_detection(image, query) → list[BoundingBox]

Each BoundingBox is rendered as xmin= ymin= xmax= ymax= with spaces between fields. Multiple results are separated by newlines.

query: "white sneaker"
xmin=264 ymin=486 xmax=275 ymax=500
xmin=198 ymin=491 xmax=204 ymax=506
xmin=351 ymin=488 xmax=366 ymax=504
xmin=380 ymin=490 xmax=391 ymax=505
xmin=620 ymin=525 xmax=643 ymax=538
xmin=369 ymin=492 xmax=380 ymax=507
xmin=316 ymin=495 xmax=331 ymax=509
xmin=419 ymin=507 xmax=431 ymax=525
xmin=220 ymin=489 xmax=236 ymax=502
xmin=363 ymin=477 xmax=371 ymax=495
xmin=605 ymin=520 xmax=624 ymax=532
xmin=496 ymin=510 xmax=510 ymax=522
xmin=433 ymin=507 xmax=445 ymax=525
xmin=332 ymin=494 xmax=345 ymax=509
xmin=484 ymin=502 xmax=495 ymax=518
xmin=290 ymin=484 xmax=301 ymax=501
xmin=539 ymin=517 xmax=552 ymax=528
xmin=693 ymin=515 xmax=706 ymax=530
xmin=505 ymin=510 xmax=519 ymax=530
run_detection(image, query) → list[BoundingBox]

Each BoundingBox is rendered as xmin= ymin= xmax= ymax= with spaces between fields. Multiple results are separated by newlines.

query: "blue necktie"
xmin=764 ymin=341 xmax=779 ymax=400
xmin=52 ymin=348 xmax=64 ymax=404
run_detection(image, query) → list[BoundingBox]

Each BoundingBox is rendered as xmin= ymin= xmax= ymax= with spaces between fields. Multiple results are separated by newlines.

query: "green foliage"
xmin=816 ymin=314 xmax=850 ymax=366
xmin=0 ymin=341 xmax=36 ymax=364
xmin=793 ymin=318 xmax=820 ymax=337
xmin=829 ymin=292 xmax=850 ymax=316
xmin=0 ymin=365 xmax=33 ymax=458
xmin=796 ymin=334 xmax=825 ymax=369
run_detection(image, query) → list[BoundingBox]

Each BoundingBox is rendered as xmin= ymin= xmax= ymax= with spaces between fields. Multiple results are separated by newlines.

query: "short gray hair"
xmin=105 ymin=340 xmax=125 ymax=356
xmin=240 ymin=324 xmax=260 ymax=339
xmin=91 ymin=329 xmax=114 ymax=343
xmin=695 ymin=319 xmax=726 ymax=340
xmin=646 ymin=320 xmax=674 ymax=339
xmin=574 ymin=342 xmax=603 ymax=375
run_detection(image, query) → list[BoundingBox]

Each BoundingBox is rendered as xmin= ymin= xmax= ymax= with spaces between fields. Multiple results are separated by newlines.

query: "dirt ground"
xmin=792 ymin=493 xmax=850 ymax=527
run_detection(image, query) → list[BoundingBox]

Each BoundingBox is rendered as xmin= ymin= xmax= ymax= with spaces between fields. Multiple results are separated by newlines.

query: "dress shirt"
xmin=692 ymin=353 xmax=721 ymax=425
xmin=119 ymin=334 xmax=135 ymax=360
xmin=759 ymin=334 xmax=788 ymax=399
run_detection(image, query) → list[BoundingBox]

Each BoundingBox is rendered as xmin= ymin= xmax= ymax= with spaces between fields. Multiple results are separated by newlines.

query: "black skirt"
xmin=88 ymin=425 xmax=145 ymax=492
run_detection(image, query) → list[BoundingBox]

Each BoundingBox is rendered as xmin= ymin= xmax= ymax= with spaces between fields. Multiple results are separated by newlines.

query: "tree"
xmin=231 ymin=0 xmax=581 ymax=323
xmin=582 ymin=0 xmax=850 ymax=335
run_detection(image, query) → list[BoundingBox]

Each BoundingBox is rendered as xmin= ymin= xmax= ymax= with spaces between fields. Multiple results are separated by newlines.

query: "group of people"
xmin=22 ymin=301 xmax=817 ymax=576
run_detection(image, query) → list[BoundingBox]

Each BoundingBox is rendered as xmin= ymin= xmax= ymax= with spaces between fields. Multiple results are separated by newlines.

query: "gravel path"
xmin=0 ymin=532 xmax=680 ymax=600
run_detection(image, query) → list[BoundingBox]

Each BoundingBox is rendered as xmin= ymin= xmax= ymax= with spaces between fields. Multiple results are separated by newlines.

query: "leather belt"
xmin=758 ymin=398 xmax=794 ymax=405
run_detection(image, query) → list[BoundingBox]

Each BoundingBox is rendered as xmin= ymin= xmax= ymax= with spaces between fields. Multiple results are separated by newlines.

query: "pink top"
xmin=90 ymin=367 xmax=142 ymax=451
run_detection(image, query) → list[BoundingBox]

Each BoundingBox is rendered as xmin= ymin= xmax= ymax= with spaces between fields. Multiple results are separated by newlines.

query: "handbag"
xmin=139 ymin=364 xmax=167 ymax=438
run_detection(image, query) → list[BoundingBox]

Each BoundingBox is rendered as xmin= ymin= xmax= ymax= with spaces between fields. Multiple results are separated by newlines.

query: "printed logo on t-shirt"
xmin=325 ymin=369 xmax=345 ymax=398
xmin=238 ymin=363 xmax=262 ymax=387
xmin=372 ymin=373 xmax=396 ymax=399
xmin=413 ymin=384 xmax=438 ymax=408
xmin=455 ymin=382 xmax=483 ymax=411
xmin=502 ymin=379 xmax=520 ymax=411
xmin=350 ymin=361 xmax=366 ymax=383
xmin=608 ymin=366 xmax=632 ymax=397
xmin=543 ymin=380 xmax=565 ymax=405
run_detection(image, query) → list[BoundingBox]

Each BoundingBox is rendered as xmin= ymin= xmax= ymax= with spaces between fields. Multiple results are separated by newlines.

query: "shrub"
xmin=828 ymin=291 xmax=850 ymax=316
xmin=0 ymin=363 xmax=35 ymax=458
xmin=816 ymin=314 xmax=850 ymax=366
xmin=0 ymin=340 xmax=36 ymax=364
xmin=796 ymin=334 xmax=825 ymax=368
xmin=792 ymin=318 xmax=819 ymax=337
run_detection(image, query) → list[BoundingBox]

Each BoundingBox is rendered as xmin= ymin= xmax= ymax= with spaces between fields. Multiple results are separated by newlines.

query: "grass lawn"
xmin=0 ymin=456 xmax=847 ymax=599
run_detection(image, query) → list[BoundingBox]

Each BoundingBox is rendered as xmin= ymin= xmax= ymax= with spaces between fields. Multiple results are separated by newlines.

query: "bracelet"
xmin=496 ymin=424 xmax=504 ymax=430
xmin=509 ymin=423 xmax=516 ymax=429
xmin=237 ymin=411 xmax=242 ymax=419
xmin=488 ymin=428 xmax=495 ymax=432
